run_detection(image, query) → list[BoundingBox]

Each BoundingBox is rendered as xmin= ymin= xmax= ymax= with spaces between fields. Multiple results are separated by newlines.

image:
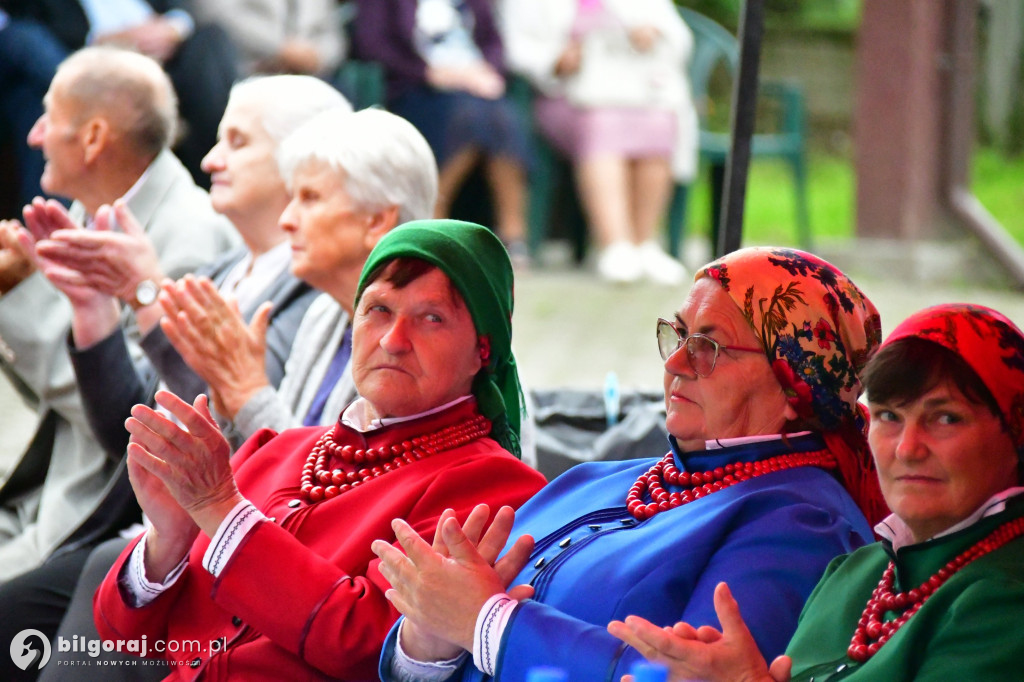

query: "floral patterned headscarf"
xmin=882 ymin=303 xmax=1024 ymax=450
xmin=697 ymin=247 xmax=887 ymax=523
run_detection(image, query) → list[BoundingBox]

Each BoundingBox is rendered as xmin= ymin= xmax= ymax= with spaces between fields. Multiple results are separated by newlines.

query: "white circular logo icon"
xmin=10 ymin=629 xmax=51 ymax=671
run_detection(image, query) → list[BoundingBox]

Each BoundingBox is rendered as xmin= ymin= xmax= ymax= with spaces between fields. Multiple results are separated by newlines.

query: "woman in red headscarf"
xmin=612 ymin=303 xmax=1024 ymax=682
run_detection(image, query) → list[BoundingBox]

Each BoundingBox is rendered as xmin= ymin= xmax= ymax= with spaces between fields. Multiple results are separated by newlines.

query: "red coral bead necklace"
xmin=626 ymin=449 xmax=838 ymax=520
xmin=299 ymin=413 xmax=491 ymax=503
xmin=847 ymin=516 xmax=1024 ymax=663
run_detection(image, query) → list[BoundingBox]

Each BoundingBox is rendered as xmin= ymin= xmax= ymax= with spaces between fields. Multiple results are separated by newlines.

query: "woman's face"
xmin=352 ymin=267 xmax=483 ymax=419
xmin=663 ymin=277 xmax=794 ymax=450
xmin=869 ymin=379 xmax=1018 ymax=543
xmin=201 ymin=97 xmax=288 ymax=226
xmin=279 ymin=160 xmax=379 ymax=299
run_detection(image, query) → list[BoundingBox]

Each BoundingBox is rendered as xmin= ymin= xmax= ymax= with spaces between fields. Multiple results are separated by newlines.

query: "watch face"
xmin=136 ymin=280 xmax=159 ymax=306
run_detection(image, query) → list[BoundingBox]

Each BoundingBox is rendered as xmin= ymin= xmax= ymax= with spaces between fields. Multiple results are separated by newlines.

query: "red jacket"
xmin=94 ymin=400 xmax=546 ymax=680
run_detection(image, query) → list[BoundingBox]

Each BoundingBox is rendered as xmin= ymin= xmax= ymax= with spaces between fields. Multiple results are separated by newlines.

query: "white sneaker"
xmin=638 ymin=240 xmax=688 ymax=286
xmin=596 ymin=241 xmax=643 ymax=283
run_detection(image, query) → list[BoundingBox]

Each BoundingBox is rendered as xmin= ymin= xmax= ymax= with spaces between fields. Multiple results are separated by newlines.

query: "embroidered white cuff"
xmin=202 ymin=500 xmax=266 ymax=577
xmin=473 ymin=593 xmax=518 ymax=676
xmin=123 ymin=532 xmax=188 ymax=607
xmin=389 ymin=619 xmax=467 ymax=682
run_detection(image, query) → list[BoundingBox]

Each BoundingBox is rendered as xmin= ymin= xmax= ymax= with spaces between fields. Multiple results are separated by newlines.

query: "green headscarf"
xmin=354 ymin=219 xmax=523 ymax=457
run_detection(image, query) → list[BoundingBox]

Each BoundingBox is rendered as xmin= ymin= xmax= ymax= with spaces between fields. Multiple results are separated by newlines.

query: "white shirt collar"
xmin=875 ymin=486 xmax=1024 ymax=550
xmin=703 ymin=431 xmax=812 ymax=450
xmin=340 ymin=395 xmax=473 ymax=433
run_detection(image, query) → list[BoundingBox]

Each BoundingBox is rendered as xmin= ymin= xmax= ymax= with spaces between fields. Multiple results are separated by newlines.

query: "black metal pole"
xmin=716 ymin=0 xmax=765 ymax=257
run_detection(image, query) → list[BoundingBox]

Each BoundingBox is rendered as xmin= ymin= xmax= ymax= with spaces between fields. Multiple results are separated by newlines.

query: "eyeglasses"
xmin=656 ymin=318 xmax=762 ymax=377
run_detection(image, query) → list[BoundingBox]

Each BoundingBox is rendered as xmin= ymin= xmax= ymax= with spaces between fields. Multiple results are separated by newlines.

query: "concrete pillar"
xmin=854 ymin=0 xmax=946 ymax=239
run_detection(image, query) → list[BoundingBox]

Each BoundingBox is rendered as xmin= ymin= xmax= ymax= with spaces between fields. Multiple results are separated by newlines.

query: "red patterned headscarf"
xmin=697 ymin=247 xmax=887 ymax=524
xmin=882 ymin=304 xmax=1024 ymax=450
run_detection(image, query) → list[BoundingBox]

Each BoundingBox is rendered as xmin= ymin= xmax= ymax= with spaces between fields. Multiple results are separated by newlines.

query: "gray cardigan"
xmin=219 ymin=292 xmax=358 ymax=448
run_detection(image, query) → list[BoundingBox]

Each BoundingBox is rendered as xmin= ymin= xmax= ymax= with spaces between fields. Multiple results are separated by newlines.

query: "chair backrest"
xmin=679 ymin=6 xmax=738 ymax=119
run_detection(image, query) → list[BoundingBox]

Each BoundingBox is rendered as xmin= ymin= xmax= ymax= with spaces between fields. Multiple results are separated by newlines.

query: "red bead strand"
xmin=847 ymin=516 xmax=1024 ymax=663
xmin=299 ymin=414 xmax=491 ymax=503
xmin=625 ymin=449 xmax=838 ymax=520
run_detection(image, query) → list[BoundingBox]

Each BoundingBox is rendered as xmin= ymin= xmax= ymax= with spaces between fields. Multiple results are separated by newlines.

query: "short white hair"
xmin=278 ymin=108 xmax=439 ymax=224
xmin=227 ymin=75 xmax=351 ymax=146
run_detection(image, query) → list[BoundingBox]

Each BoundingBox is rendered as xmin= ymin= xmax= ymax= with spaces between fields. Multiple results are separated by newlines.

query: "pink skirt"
xmin=534 ymin=95 xmax=677 ymax=160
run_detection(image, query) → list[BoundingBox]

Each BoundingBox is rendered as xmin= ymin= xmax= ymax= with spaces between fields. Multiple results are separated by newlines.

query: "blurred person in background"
xmin=353 ymin=0 xmax=532 ymax=266
xmin=190 ymin=0 xmax=346 ymax=80
xmin=501 ymin=0 xmax=696 ymax=284
xmin=5 ymin=0 xmax=238 ymax=187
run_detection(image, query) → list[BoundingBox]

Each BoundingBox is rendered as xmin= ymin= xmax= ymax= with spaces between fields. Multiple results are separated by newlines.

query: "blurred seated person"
xmin=190 ymin=0 xmax=345 ymax=79
xmin=0 ymin=4 xmax=67 ymax=206
xmin=375 ymin=247 xmax=887 ymax=680
xmin=501 ymin=0 xmax=696 ymax=284
xmin=10 ymin=0 xmax=238 ymax=187
xmin=611 ymin=303 xmax=1024 ymax=682
xmin=353 ymin=0 xmax=531 ymax=264
xmin=93 ymin=220 xmax=547 ymax=678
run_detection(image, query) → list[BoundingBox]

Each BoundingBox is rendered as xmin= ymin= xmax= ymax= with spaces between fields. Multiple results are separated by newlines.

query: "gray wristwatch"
xmin=134 ymin=279 xmax=159 ymax=308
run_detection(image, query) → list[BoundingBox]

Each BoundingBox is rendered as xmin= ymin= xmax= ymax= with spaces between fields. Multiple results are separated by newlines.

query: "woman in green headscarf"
xmin=92 ymin=219 xmax=546 ymax=679
xmin=355 ymin=219 xmax=525 ymax=458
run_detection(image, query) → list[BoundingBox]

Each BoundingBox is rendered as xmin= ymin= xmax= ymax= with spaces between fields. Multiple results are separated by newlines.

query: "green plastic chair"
xmin=670 ymin=7 xmax=811 ymax=254
xmin=332 ymin=59 xmax=386 ymax=111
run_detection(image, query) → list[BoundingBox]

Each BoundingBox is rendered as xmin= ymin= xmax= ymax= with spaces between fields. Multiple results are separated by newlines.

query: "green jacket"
xmin=786 ymin=494 xmax=1024 ymax=682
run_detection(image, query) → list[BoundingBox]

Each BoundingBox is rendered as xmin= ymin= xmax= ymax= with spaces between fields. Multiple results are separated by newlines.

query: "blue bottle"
xmin=630 ymin=661 xmax=669 ymax=682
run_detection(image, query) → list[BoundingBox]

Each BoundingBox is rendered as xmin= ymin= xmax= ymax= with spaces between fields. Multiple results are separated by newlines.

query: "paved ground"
xmin=3 ymin=236 xmax=1024 ymax=477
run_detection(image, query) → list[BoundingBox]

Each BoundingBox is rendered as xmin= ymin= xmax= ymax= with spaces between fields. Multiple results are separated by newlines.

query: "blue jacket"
xmin=381 ymin=432 xmax=874 ymax=681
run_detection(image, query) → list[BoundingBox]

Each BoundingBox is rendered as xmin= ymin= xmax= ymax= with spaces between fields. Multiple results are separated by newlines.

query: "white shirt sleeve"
xmin=389 ymin=619 xmax=468 ymax=682
xmin=120 ymin=532 xmax=189 ymax=607
xmin=202 ymin=499 xmax=267 ymax=576
xmin=473 ymin=593 xmax=519 ymax=676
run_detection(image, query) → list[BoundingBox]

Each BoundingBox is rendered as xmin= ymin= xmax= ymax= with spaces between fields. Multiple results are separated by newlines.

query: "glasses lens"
xmin=657 ymin=320 xmax=681 ymax=360
xmin=685 ymin=335 xmax=719 ymax=377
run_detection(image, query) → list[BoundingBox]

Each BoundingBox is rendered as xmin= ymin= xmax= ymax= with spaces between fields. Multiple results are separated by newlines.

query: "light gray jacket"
xmin=0 ymin=150 xmax=236 ymax=581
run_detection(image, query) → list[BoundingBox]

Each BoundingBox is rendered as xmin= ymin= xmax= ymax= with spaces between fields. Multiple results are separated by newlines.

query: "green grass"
xmin=681 ymin=147 xmax=1024 ymax=248
xmin=684 ymin=152 xmax=854 ymax=247
xmin=971 ymin=147 xmax=1024 ymax=245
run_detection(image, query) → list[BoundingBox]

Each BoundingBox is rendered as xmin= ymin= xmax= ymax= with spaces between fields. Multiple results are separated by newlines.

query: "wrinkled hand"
xmin=554 ymin=39 xmax=583 ymax=77
xmin=372 ymin=504 xmax=534 ymax=654
xmin=126 ymin=435 xmax=198 ymax=582
xmin=34 ymin=201 xmax=163 ymax=305
xmin=427 ymin=62 xmax=506 ymax=99
xmin=608 ymin=583 xmax=791 ymax=682
xmin=271 ymin=40 xmax=322 ymax=74
xmin=159 ymin=275 xmax=271 ymax=418
xmin=0 ymin=219 xmax=36 ymax=295
xmin=628 ymin=25 xmax=661 ymax=52
xmin=125 ymin=390 xmax=243 ymax=538
xmin=21 ymin=196 xmax=77 ymax=243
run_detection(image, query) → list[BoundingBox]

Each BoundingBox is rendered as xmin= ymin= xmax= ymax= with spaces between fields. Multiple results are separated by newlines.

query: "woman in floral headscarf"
xmin=373 ymin=247 xmax=886 ymax=681
xmin=611 ymin=303 xmax=1024 ymax=682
